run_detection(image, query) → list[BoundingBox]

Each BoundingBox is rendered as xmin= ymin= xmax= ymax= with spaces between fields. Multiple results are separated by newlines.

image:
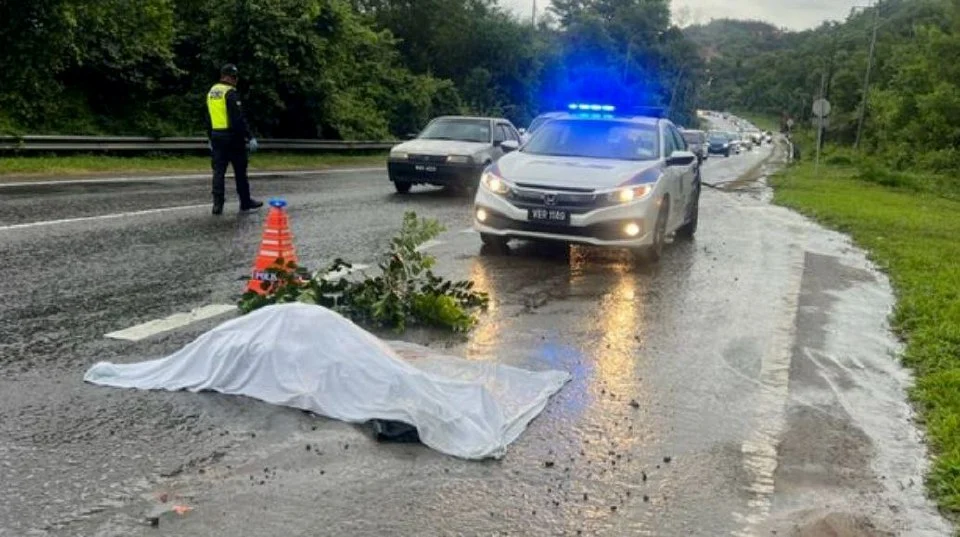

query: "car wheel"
xmin=393 ymin=181 xmax=412 ymax=194
xmin=639 ymin=199 xmax=669 ymax=263
xmin=480 ymin=233 xmax=509 ymax=252
xmin=677 ymin=187 xmax=699 ymax=240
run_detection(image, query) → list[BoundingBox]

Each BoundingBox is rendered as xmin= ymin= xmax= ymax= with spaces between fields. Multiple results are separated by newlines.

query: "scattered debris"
xmin=629 ymin=399 xmax=640 ymax=409
xmin=643 ymin=495 xmax=650 ymax=502
xmin=663 ymin=456 xmax=672 ymax=464
xmin=145 ymin=503 xmax=193 ymax=528
xmin=172 ymin=505 xmax=191 ymax=515
xmin=544 ymin=461 xmax=555 ymax=468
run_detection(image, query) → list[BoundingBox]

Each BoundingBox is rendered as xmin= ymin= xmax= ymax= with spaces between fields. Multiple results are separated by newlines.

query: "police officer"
xmin=206 ymin=64 xmax=262 ymax=215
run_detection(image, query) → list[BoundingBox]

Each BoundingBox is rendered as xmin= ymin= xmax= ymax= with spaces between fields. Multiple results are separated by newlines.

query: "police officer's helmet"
xmin=220 ymin=64 xmax=239 ymax=78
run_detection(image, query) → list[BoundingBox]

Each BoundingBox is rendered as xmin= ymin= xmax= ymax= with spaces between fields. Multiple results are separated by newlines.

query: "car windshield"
xmin=419 ymin=119 xmax=490 ymax=143
xmin=527 ymin=116 xmax=553 ymax=134
xmin=682 ymin=132 xmax=703 ymax=144
xmin=709 ymin=134 xmax=727 ymax=143
xmin=523 ymin=119 xmax=659 ymax=161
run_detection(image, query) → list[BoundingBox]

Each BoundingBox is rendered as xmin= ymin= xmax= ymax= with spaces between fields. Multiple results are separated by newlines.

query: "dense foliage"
xmin=239 ymin=212 xmax=489 ymax=332
xmin=0 ymin=0 xmax=702 ymax=138
xmin=686 ymin=0 xmax=960 ymax=173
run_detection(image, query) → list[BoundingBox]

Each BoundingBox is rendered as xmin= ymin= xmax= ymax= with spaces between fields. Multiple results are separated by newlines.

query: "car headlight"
xmin=607 ymin=185 xmax=653 ymax=203
xmin=390 ymin=150 xmax=408 ymax=160
xmin=447 ymin=155 xmax=471 ymax=164
xmin=481 ymin=170 xmax=510 ymax=195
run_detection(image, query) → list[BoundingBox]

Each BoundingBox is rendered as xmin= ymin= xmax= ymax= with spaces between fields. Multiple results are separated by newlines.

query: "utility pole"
xmin=855 ymin=0 xmax=880 ymax=149
xmin=532 ymin=0 xmax=537 ymax=25
xmin=815 ymin=72 xmax=826 ymax=175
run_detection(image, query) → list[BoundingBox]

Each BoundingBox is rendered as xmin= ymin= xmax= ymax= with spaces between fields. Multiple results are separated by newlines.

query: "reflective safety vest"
xmin=207 ymin=83 xmax=234 ymax=131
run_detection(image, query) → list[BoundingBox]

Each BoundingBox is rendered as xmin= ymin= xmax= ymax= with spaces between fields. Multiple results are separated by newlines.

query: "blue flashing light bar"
xmin=568 ymin=103 xmax=616 ymax=112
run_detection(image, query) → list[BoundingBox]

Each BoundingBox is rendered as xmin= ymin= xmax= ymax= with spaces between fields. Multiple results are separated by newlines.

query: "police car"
xmin=473 ymin=104 xmax=700 ymax=262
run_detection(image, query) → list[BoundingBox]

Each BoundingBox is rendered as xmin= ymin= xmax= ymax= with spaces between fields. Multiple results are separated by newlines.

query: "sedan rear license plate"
xmin=528 ymin=208 xmax=570 ymax=224
xmin=415 ymin=165 xmax=437 ymax=172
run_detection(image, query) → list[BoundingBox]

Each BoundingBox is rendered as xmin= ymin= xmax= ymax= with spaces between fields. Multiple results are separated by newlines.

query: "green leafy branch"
xmin=238 ymin=212 xmax=489 ymax=332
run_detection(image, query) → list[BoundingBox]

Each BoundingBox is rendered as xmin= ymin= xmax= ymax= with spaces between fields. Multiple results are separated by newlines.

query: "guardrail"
xmin=0 ymin=135 xmax=398 ymax=153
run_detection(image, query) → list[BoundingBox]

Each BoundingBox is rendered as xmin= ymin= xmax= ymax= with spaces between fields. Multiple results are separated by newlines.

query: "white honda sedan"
xmin=473 ymin=111 xmax=700 ymax=262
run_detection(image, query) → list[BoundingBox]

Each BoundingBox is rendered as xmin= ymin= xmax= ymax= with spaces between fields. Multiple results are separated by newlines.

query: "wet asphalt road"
xmin=0 ymin=132 xmax=954 ymax=536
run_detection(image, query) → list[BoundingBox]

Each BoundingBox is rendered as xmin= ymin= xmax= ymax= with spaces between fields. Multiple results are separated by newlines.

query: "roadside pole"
xmin=855 ymin=0 xmax=881 ymax=149
xmin=814 ymin=73 xmax=826 ymax=175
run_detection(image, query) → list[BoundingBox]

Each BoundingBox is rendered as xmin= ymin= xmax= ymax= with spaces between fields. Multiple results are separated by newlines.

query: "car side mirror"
xmin=405 ymin=133 xmax=418 ymax=140
xmin=493 ymin=139 xmax=503 ymax=147
xmin=501 ymin=140 xmax=519 ymax=153
xmin=667 ymin=150 xmax=696 ymax=166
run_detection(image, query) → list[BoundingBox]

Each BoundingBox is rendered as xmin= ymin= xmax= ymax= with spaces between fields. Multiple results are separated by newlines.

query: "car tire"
xmin=480 ymin=233 xmax=509 ymax=251
xmin=677 ymin=187 xmax=699 ymax=240
xmin=393 ymin=181 xmax=412 ymax=194
xmin=639 ymin=199 xmax=669 ymax=263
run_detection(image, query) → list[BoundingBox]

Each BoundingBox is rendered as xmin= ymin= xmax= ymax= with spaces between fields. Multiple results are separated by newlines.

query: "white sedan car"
xmin=473 ymin=111 xmax=700 ymax=262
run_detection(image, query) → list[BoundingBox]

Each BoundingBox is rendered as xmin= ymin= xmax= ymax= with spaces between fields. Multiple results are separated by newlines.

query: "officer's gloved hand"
xmin=248 ymin=138 xmax=259 ymax=153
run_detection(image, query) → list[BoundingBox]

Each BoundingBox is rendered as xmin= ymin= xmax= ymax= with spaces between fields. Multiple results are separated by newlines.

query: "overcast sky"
xmin=500 ymin=0 xmax=866 ymax=30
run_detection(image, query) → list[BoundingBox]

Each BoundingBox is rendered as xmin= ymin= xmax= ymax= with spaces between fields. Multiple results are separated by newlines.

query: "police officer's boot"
xmin=212 ymin=197 xmax=225 ymax=215
xmin=240 ymin=199 xmax=263 ymax=211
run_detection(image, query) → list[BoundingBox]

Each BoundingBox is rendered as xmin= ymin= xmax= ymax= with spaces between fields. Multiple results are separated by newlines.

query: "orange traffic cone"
xmin=246 ymin=198 xmax=299 ymax=295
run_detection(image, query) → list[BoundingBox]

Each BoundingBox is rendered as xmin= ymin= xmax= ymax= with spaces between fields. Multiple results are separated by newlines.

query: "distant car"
xmin=521 ymin=112 xmax=567 ymax=144
xmin=473 ymin=105 xmax=700 ymax=262
xmin=681 ymin=129 xmax=708 ymax=161
xmin=725 ymin=131 xmax=743 ymax=154
xmin=763 ymin=131 xmax=774 ymax=144
xmin=707 ymin=131 xmax=732 ymax=157
xmin=388 ymin=116 xmax=521 ymax=193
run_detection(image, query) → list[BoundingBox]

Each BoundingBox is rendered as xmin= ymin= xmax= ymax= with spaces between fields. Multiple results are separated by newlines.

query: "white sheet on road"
xmin=84 ymin=303 xmax=570 ymax=459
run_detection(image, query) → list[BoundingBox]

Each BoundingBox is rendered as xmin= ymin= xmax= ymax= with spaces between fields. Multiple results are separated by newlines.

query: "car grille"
xmin=409 ymin=154 xmax=448 ymax=164
xmin=506 ymin=184 xmax=605 ymax=214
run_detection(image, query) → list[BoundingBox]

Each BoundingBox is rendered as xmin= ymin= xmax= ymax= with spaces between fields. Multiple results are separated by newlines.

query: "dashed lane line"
xmin=102 ymin=262 xmax=374 ymax=341
xmin=105 ymin=304 xmax=238 ymax=342
xmin=0 ymin=204 xmax=209 ymax=232
xmin=0 ymin=167 xmax=385 ymax=189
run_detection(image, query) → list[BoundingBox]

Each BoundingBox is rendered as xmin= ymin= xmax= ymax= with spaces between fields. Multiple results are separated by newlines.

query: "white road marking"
xmin=0 ymin=204 xmax=208 ymax=232
xmin=415 ymin=239 xmax=445 ymax=252
xmin=459 ymin=227 xmax=478 ymax=234
xmin=105 ymin=304 xmax=237 ymax=341
xmin=103 ymin=263 xmax=373 ymax=342
xmin=0 ymin=167 xmax=385 ymax=188
xmin=731 ymin=235 xmax=806 ymax=536
xmin=320 ymin=263 xmax=370 ymax=281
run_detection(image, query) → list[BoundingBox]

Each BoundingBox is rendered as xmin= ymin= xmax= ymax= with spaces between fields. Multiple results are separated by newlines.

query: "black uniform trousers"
xmin=210 ymin=135 xmax=252 ymax=206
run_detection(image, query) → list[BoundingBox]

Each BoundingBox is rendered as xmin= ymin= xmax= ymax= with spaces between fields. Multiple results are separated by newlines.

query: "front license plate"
xmin=528 ymin=208 xmax=570 ymax=225
xmin=414 ymin=165 xmax=437 ymax=172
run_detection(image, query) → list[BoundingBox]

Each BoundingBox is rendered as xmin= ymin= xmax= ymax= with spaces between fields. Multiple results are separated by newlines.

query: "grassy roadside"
xmin=0 ymin=152 xmax=387 ymax=179
xmin=771 ymin=161 xmax=960 ymax=517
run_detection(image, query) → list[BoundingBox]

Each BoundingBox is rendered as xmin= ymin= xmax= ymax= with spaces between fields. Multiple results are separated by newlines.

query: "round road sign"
xmin=812 ymin=98 xmax=831 ymax=118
